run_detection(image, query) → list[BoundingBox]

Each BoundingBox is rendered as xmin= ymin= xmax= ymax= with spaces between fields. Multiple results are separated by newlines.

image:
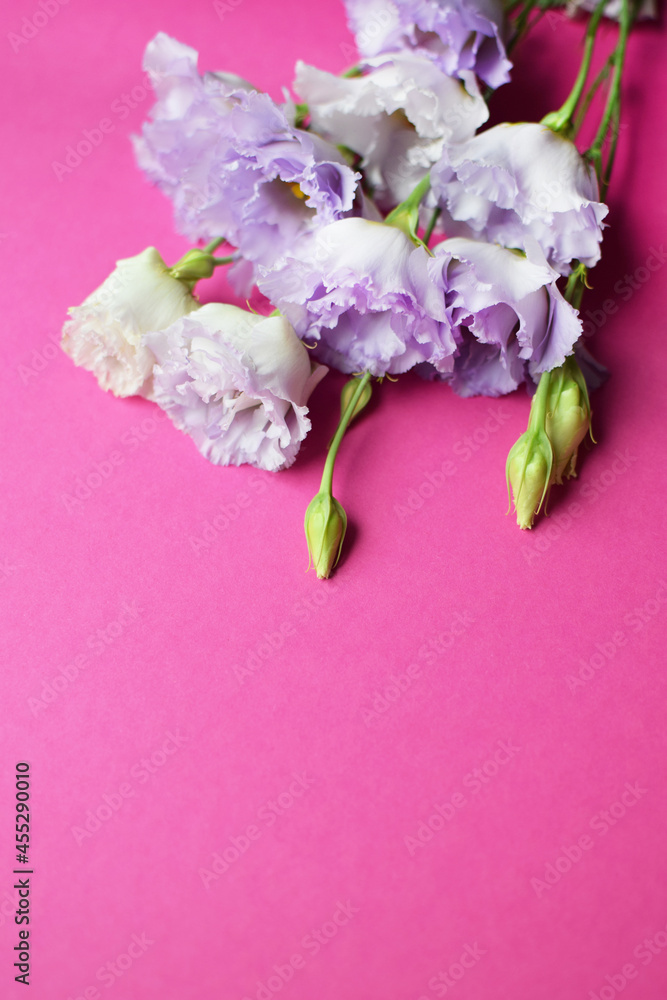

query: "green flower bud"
xmin=168 ymin=249 xmax=217 ymax=286
xmin=340 ymin=376 xmax=372 ymax=423
xmin=304 ymin=492 xmax=347 ymax=579
xmin=506 ymin=426 xmax=553 ymax=530
xmin=545 ymin=358 xmax=592 ymax=484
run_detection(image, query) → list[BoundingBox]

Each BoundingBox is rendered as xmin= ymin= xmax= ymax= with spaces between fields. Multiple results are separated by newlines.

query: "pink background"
xmin=2 ymin=1 xmax=667 ymax=998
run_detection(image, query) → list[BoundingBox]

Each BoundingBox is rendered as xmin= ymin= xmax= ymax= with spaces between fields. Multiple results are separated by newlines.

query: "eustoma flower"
xmin=144 ymin=304 xmax=327 ymax=472
xmin=60 ymin=0 xmax=642 ymax=570
xmin=259 ymin=216 xmax=456 ymax=377
xmin=61 ymin=247 xmax=200 ymax=398
xmin=133 ymin=33 xmax=362 ymax=286
xmin=420 ymin=237 xmax=583 ymax=396
xmin=343 ymin=0 xmax=512 ymax=88
xmin=430 ymin=122 xmax=608 ymax=275
xmin=294 ymin=53 xmax=487 ymax=209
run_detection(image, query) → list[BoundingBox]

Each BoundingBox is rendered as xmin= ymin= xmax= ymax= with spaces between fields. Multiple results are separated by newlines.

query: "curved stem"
xmin=507 ymin=1 xmax=543 ymax=57
xmin=540 ymin=0 xmax=610 ymax=135
xmin=586 ymin=0 xmax=632 ymax=192
xmin=600 ymin=105 xmax=621 ymax=200
xmin=424 ymin=208 xmax=441 ymax=247
xmin=572 ymin=52 xmax=614 ymax=138
xmin=203 ymin=238 xmax=225 ymax=254
xmin=320 ymin=373 xmax=372 ymax=496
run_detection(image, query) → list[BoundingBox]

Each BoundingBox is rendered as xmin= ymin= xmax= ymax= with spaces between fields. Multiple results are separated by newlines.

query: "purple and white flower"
xmin=259 ymin=217 xmax=456 ymax=376
xmin=294 ymin=52 xmax=488 ymax=210
xmin=343 ymin=0 xmax=511 ymax=89
xmin=133 ymin=33 xmax=362 ymax=284
xmin=430 ymin=122 xmax=608 ymax=275
xmin=420 ymin=237 xmax=583 ymax=396
xmin=144 ymin=304 xmax=327 ymax=472
xmin=61 ymin=247 xmax=200 ymax=398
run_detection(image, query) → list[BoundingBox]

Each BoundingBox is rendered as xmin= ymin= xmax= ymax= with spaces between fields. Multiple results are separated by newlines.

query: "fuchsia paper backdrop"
xmin=2 ymin=1 xmax=667 ymax=998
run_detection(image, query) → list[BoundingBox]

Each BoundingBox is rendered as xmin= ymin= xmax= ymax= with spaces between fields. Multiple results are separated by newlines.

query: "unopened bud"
xmin=546 ymin=358 xmax=591 ymax=484
xmin=340 ymin=376 xmax=372 ymax=423
xmin=304 ymin=492 xmax=347 ymax=579
xmin=168 ymin=249 xmax=216 ymax=285
xmin=506 ymin=427 xmax=553 ymax=530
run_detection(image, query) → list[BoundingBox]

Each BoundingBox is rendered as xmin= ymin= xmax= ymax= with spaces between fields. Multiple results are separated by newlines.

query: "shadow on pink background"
xmin=1 ymin=1 xmax=666 ymax=998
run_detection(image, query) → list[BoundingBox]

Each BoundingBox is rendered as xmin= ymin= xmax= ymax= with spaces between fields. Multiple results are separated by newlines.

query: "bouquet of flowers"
xmin=61 ymin=0 xmax=642 ymax=577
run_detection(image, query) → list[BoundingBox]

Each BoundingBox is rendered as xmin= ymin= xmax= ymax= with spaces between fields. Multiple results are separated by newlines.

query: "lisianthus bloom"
xmin=294 ymin=53 xmax=487 ymax=210
xmin=258 ymin=217 xmax=456 ymax=377
xmin=344 ymin=0 xmax=511 ymax=89
xmin=144 ymin=304 xmax=327 ymax=472
xmin=430 ymin=122 xmax=608 ymax=275
xmin=61 ymin=247 xmax=199 ymax=398
xmin=419 ymin=237 xmax=582 ymax=395
xmin=133 ymin=33 xmax=362 ymax=285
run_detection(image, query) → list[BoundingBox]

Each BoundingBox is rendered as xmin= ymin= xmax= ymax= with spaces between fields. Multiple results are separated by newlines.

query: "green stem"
xmin=203 ymin=238 xmax=225 ymax=254
xmin=505 ymin=0 xmax=564 ymax=57
xmin=572 ymin=52 xmax=614 ymax=138
xmin=385 ymin=174 xmax=431 ymax=225
xmin=512 ymin=367 xmax=554 ymax=514
xmin=320 ymin=373 xmax=372 ymax=496
xmin=506 ymin=1 xmax=541 ymax=57
xmin=424 ymin=208 xmax=441 ymax=247
xmin=503 ymin=0 xmax=567 ymax=62
xmin=562 ymin=271 xmax=595 ymax=438
xmin=600 ymin=105 xmax=621 ymax=200
xmin=540 ymin=0 xmax=610 ymax=135
xmin=211 ymin=256 xmax=235 ymax=266
xmin=564 ymin=263 xmax=588 ymax=311
xmin=528 ymin=369 xmax=552 ymax=433
xmin=503 ymin=0 xmax=531 ymax=16
xmin=385 ymin=173 xmax=432 ymax=249
xmin=586 ymin=0 xmax=632 ymax=194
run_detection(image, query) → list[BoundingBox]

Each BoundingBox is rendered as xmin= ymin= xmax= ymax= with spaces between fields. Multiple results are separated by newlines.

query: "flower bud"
xmin=545 ymin=359 xmax=591 ymax=484
xmin=340 ymin=376 xmax=372 ymax=423
xmin=168 ymin=248 xmax=217 ymax=285
xmin=304 ymin=492 xmax=347 ymax=579
xmin=506 ymin=427 xmax=553 ymax=530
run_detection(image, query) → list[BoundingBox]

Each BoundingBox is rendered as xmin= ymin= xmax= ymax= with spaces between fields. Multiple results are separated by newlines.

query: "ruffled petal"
xmin=431 ymin=123 xmax=608 ymax=274
xmin=294 ymin=53 xmax=487 ymax=210
xmin=259 ymin=218 xmax=455 ymax=376
xmin=343 ymin=0 xmax=511 ymax=88
xmin=61 ymin=247 xmax=199 ymax=398
xmin=133 ymin=33 xmax=362 ymax=279
xmin=144 ymin=304 xmax=326 ymax=471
